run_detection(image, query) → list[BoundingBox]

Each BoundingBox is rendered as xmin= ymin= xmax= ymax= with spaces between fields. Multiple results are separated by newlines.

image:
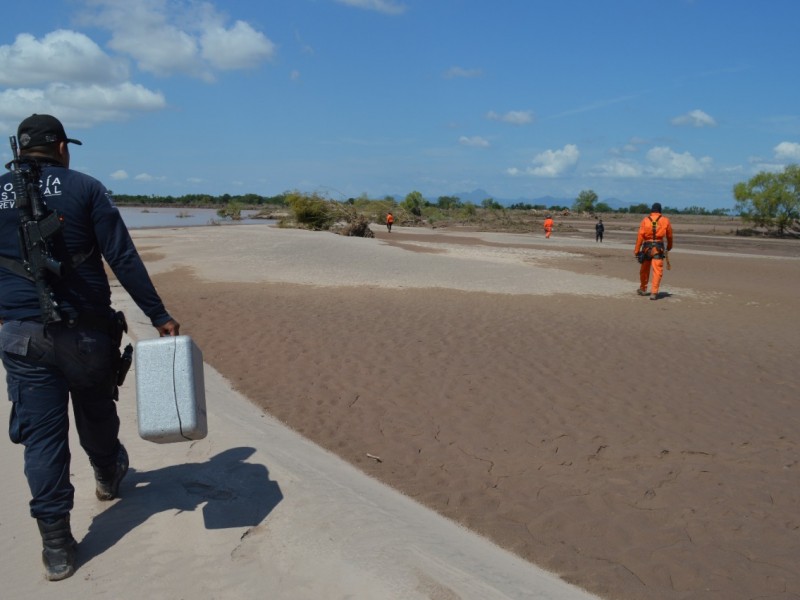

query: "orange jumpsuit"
xmin=543 ymin=217 xmax=554 ymax=238
xmin=634 ymin=211 xmax=673 ymax=296
xmin=386 ymin=213 xmax=394 ymax=232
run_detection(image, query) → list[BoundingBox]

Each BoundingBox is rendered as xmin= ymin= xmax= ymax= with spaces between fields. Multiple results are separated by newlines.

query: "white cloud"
xmin=774 ymin=141 xmax=800 ymax=161
xmin=444 ymin=66 xmax=482 ymax=79
xmin=645 ymin=146 xmax=712 ymax=177
xmin=619 ymin=137 xmax=649 ymax=154
xmin=134 ymin=173 xmax=154 ymax=181
xmin=201 ymin=20 xmax=275 ymax=70
xmin=593 ymin=159 xmax=643 ymax=178
xmin=487 ymin=110 xmax=533 ymax=125
xmin=112 ymin=26 xmax=200 ymax=78
xmin=0 ymin=30 xmax=129 ymax=86
xmin=81 ymin=0 xmax=275 ymax=80
xmin=336 ymin=0 xmax=407 ymax=15
xmin=748 ymin=161 xmax=785 ymax=173
xmin=512 ymin=144 xmax=579 ymax=177
xmin=0 ymin=82 xmax=165 ymax=127
xmin=48 ymin=82 xmax=165 ymax=111
xmin=593 ymin=146 xmax=713 ymax=179
xmin=0 ymin=4 xmax=181 ymax=126
xmin=458 ymin=136 xmax=489 ymax=148
xmin=671 ymin=109 xmax=717 ymax=128
xmin=110 ymin=169 xmax=129 ymax=180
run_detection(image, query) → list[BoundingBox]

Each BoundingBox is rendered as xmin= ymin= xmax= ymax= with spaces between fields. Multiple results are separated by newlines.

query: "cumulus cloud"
xmin=0 ymin=82 xmax=165 ymax=127
xmin=0 ymin=1 xmax=276 ymax=128
xmin=487 ymin=110 xmax=533 ymax=125
xmin=458 ymin=136 xmax=489 ymax=148
xmin=201 ymin=20 xmax=276 ymax=70
xmin=110 ymin=169 xmax=129 ymax=180
xmin=593 ymin=146 xmax=713 ymax=179
xmin=0 ymin=30 xmax=129 ymax=86
xmin=336 ymin=0 xmax=407 ymax=15
xmin=671 ymin=109 xmax=717 ymax=128
xmin=509 ymin=144 xmax=579 ymax=177
xmin=774 ymin=141 xmax=800 ymax=161
xmin=444 ymin=66 xmax=482 ymax=79
xmin=747 ymin=160 xmax=785 ymax=173
xmin=49 ymin=81 xmax=165 ymax=111
xmin=81 ymin=0 xmax=275 ymax=80
xmin=593 ymin=159 xmax=643 ymax=178
xmin=645 ymin=146 xmax=712 ymax=177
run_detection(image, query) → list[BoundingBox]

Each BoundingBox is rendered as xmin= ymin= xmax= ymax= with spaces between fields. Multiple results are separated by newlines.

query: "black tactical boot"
xmin=37 ymin=516 xmax=77 ymax=581
xmin=92 ymin=443 xmax=129 ymax=501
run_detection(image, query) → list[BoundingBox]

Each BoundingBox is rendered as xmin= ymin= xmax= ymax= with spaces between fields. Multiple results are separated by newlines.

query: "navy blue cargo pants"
xmin=0 ymin=319 xmax=121 ymax=522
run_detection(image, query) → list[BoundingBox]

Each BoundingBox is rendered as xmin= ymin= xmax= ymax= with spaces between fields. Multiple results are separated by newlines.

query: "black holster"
xmin=117 ymin=343 xmax=133 ymax=387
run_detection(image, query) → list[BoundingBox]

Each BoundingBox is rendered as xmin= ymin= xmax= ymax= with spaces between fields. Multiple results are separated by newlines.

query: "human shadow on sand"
xmin=77 ymin=446 xmax=282 ymax=565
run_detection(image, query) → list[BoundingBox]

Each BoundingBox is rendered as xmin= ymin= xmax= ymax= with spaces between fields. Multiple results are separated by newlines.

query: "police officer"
xmin=0 ymin=114 xmax=180 ymax=581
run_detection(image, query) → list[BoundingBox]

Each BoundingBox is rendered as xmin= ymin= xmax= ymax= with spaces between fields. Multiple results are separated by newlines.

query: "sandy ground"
xmin=3 ymin=221 xmax=799 ymax=599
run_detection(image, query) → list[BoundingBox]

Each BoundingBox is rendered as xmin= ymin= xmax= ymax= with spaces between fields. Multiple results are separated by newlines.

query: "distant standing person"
xmin=386 ymin=211 xmax=394 ymax=233
xmin=595 ymin=218 xmax=604 ymax=242
xmin=543 ymin=215 xmax=554 ymax=238
xmin=634 ymin=202 xmax=673 ymax=300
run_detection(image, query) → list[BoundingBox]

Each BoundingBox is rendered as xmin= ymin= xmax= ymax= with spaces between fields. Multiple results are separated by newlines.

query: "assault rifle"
xmin=7 ymin=136 xmax=65 ymax=324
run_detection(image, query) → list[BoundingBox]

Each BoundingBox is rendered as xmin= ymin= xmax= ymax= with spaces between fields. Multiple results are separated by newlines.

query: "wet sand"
xmin=138 ymin=223 xmax=800 ymax=599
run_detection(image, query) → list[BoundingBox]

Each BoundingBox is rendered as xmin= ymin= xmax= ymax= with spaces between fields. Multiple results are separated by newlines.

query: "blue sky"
xmin=1 ymin=0 xmax=798 ymax=209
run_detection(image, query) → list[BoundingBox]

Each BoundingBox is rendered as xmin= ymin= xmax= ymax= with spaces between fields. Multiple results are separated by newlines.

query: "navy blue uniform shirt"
xmin=0 ymin=160 xmax=172 ymax=325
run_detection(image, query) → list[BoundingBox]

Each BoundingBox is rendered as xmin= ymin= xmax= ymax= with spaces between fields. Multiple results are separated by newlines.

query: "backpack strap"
xmin=651 ymin=214 xmax=662 ymax=241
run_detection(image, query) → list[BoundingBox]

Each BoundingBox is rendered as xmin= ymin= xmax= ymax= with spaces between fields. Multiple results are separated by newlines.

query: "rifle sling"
xmin=0 ymin=255 xmax=33 ymax=279
xmin=0 ymin=247 xmax=95 ymax=280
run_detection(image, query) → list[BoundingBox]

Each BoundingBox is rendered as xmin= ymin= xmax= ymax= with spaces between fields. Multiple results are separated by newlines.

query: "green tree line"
xmin=111 ymin=192 xmax=288 ymax=207
xmin=113 ymin=164 xmax=800 ymax=236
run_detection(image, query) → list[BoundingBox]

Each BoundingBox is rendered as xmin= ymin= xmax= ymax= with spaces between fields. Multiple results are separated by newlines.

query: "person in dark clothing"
xmin=595 ymin=218 xmax=604 ymax=242
xmin=0 ymin=114 xmax=180 ymax=581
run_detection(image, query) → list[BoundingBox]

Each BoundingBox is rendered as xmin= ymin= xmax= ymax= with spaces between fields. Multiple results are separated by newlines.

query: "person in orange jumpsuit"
xmin=543 ymin=215 xmax=554 ymax=238
xmin=386 ymin=212 xmax=394 ymax=232
xmin=634 ymin=202 xmax=673 ymax=300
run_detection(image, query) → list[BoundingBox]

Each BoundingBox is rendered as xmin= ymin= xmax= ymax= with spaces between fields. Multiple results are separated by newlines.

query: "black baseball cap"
xmin=17 ymin=114 xmax=82 ymax=149
xmin=651 ymin=202 xmax=662 ymax=213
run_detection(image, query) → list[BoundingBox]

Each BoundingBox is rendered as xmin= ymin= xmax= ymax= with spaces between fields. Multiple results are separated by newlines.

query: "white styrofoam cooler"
xmin=134 ymin=335 xmax=207 ymax=443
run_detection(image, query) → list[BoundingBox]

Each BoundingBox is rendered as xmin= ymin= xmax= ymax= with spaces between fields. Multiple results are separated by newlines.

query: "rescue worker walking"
xmin=543 ymin=215 xmax=554 ymax=238
xmin=386 ymin=211 xmax=394 ymax=232
xmin=634 ymin=202 xmax=673 ymax=300
xmin=0 ymin=114 xmax=180 ymax=581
